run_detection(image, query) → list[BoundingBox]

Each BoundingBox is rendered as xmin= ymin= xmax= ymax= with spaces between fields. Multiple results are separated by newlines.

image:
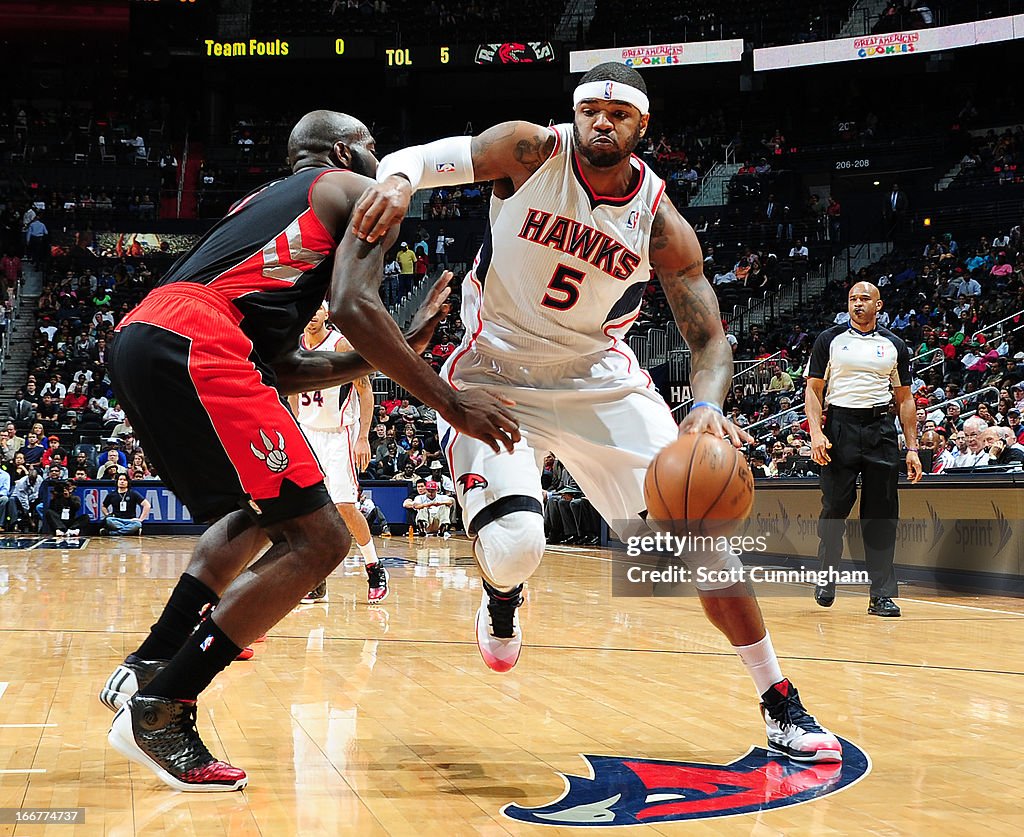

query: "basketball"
xmin=643 ymin=433 xmax=755 ymax=538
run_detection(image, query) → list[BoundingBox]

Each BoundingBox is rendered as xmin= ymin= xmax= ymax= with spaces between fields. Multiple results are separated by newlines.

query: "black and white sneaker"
xmin=761 ymin=679 xmax=842 ymax=763
xmin=108 ymin=695 xmax=247 ymax=792
xmin=301 ymin=580 xmax=328 ymax=604
xmin=99 ymin=657 xmax=168 ymax=712
xmin=475 ymin=581 xmax=523 ymax=673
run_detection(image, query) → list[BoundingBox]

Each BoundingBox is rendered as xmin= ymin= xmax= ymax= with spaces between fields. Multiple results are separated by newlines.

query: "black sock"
xmin=133 ymin=573 xmax=220 ymax=661
xmin=141 ymin=617 xmax=242 ymax=701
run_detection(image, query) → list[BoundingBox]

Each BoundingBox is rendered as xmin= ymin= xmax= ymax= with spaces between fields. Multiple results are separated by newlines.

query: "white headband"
xmin=573 ymin=80 xmax=649 ymax=115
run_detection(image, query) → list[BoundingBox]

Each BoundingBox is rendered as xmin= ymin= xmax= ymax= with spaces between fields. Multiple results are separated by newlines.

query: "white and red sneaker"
xmin=475 ymin=582 xmax=523 ymax=673
xmin=366 ymin=562 xmax=390 ymax=604
xmin=760 ymin=679 xmax=842 ymax=763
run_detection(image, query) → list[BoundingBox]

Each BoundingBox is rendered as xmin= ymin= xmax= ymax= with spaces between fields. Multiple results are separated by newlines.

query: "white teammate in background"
xmin=341 ymin=62 xmax=842 ymax=763
xmin=291 ymin=303 xmax=389 ymax=603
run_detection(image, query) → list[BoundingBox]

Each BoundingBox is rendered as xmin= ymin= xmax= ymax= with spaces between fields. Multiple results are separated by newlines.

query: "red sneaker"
xmin=234 ymin=646 xmax=254 ymax=661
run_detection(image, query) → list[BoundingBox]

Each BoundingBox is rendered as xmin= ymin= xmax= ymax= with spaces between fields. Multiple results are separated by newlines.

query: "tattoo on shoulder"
xmin=471 ymin=123 xmax=517 ymax=160
xmin=514 ymin=132 xmax=552 ymax=174
xmin=651 ymin=208 xmax=669 ymax=251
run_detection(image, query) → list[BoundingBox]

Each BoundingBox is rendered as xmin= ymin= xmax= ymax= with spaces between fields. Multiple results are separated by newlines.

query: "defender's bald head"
xmin=287 ymin=110 xmax=370 ymax=171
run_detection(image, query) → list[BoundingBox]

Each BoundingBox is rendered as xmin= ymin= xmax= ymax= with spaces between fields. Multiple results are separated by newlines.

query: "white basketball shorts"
xmin=302 ymin=425 xmax=359 ymax=505
xmin=438 ymin=343 xmax=678 ymax=539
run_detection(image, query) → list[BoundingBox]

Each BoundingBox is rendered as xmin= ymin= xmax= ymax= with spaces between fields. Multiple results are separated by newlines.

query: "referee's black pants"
xmin=816 ymin=407 xmax=900 ymax=597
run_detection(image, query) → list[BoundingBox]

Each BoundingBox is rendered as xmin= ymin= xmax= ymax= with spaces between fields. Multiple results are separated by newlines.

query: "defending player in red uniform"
xmin=100 ymin=110 xmax=520 ymax=791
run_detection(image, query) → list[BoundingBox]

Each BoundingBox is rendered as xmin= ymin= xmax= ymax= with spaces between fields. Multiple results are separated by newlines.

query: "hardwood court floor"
xmin=1 ymin=534 xmax=1022 ymax=835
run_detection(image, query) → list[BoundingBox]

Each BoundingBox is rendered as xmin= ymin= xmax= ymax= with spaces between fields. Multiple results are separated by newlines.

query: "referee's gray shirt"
xmin=807 ymin=325 xmax=912 ymax=408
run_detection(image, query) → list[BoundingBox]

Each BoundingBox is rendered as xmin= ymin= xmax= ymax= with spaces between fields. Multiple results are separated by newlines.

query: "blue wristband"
xmin=692 ymin=401 xmax=724 ymax=415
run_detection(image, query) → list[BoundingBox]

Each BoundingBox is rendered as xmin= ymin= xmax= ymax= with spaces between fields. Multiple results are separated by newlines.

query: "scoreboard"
xmin=200 ymin=36 xmax=556 ymax=68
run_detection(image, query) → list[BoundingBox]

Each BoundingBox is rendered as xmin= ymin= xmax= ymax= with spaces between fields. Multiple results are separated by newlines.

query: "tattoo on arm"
xmin=663 ymin=262 xmax=719 ymax=351
xmin=513 ymin=132 xmax=550 ymax=175
xmin=650 ymin=210 xmax=670 ymax=251
xmin=470 ymin=123 xmax=516 ymax=163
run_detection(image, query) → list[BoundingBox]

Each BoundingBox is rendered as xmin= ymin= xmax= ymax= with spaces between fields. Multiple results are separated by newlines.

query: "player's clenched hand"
xmin=445 ymin=389 xmax=521 ymax=453
xmin=678 ymin=405 xmax=752 ymax=448
xmin=351 ymin=175 xmax=412 ymax=243
xmin=405 ymin=272 xmax=453 ymax=354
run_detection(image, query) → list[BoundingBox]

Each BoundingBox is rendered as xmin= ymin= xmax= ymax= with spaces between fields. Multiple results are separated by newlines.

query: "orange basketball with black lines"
xmin=643 ymin=433 xmax=754 ymax=538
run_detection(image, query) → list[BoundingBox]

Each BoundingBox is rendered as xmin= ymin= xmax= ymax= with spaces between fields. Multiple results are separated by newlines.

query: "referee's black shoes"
xmin=814 ymin=583 xmax=835 ymax=608
xmin=868 ymin=596 xmax=901 ymax=617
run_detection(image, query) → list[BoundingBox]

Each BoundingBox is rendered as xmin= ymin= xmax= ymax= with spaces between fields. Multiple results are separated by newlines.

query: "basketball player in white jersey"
xmin=343 ymin=63 xmax=842 ymax=763
xmin=290 ymin=303 xmax=389 ymax=603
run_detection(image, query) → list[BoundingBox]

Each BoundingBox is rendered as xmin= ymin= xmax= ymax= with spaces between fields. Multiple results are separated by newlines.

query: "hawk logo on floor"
xmin=457 ymin=473 xmax=488 ymax=491
xmin=502 ymin=740 xmax=869 ymax=825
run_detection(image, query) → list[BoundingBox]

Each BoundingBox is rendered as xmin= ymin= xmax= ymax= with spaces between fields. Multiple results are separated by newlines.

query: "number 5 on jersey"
xmin=541 ymin=264 xmax=586 ymax=311
xmin=299 ymin=391 xmax=325 ymax=407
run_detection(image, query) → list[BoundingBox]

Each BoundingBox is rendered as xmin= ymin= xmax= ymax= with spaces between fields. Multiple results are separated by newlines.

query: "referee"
xmin=805 ymin=282 xmax=922 ymax=617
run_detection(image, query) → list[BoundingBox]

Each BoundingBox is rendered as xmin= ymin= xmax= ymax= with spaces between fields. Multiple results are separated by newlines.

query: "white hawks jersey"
xmin=296 ymin=330 xmax=359 ymax=430
xmin=457 ymin=123 xmax=665 ymax=364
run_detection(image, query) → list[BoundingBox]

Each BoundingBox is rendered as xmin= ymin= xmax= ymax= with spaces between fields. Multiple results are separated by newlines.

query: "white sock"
xmin=357 ymin=536 xmax=379 ymax=566
xmin=734 ymin=632 xmax=784 ymax=697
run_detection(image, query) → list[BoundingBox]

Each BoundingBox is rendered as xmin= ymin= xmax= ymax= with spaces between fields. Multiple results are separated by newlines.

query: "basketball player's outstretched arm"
xmin=312 ymin=170 xmax=521 ymax=454
xmin=349 ymin=122 xmax=555 ymax=242
xmin=271 ymin=272 xmax=453 ymax=395
xmin=650 ymin=196 xmax=753 ymax=448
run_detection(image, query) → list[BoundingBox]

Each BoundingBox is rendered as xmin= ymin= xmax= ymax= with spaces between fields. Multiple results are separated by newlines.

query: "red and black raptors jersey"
xmin=157 ymin=166 xmax=342 ymax=362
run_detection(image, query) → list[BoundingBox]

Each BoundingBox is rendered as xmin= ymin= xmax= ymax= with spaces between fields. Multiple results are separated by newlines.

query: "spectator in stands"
xmin=128 ymin=451 xmax=152 ymax=480
xmin=392 ymin=461 xmax=418 ymax=484
xmin=395 ymin=398 xmax=419 ymax=423
xmin=414 ymin=250 xmax=429 ymax=284
xmin=8 ymin=389 xmax=34 ymax=427
xmin=25 ymin=213 xmax=48 ymax=263
xmin=101 ymin=474 xmax=152 ymax=535
xmin=401 ymin=436 xmax=426 ymax=472
xmin=22 ymin=432 xmax=46 ymax=465
xmin=396 ymin=241 xmax=415 ymax=298
xmin=778 ymin=397 xmax=800 ymax=426
xmin=918 ymin=429 xmax=955 ymax=474
xmin=431 ymin=331 xmax=457 ymax=365
xmin=1008 ymin=409 xmax=1024 ymax=444
xmin=1 ymin=423 xmax=24 ymax=464
xmin=41 ymin=374 xmax=66 ymax=401
xmin=980 ymin=426 xmax=1024 ymax=469
xmin=958 ymin=273 xmax=982 ymax=298
xmin=827 ymin=196 xmax=841 ymax=242
xmin=11 ymin=465 xmax=42 ymax=532
xmin=766 ymin=365 xmax=795 ymax=396
xmin=954 ymin=416 xmax=989 ymax=467
xmin=435 ymin=229 xmax=453 ymax=266
xmin=397 ymin=423 xmax=418 ymax=451
xmin=62 ymin=383 xmax=87 ymax=412
xmin=95 ymin=448 xmax=127 ymax=479
xmin=0 ymin=467 xmax=11 ymax=530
